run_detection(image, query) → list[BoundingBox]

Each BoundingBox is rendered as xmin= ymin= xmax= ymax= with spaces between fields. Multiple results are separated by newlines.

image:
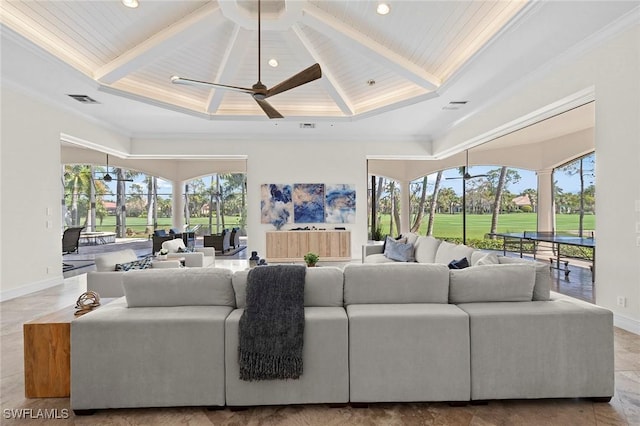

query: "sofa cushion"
xmin=497 ymin=256 xmax=551 ymax=301
xmin=123 ymin=268 xmax=235 ymax=307
xmin=474 ymin=252 xmax=500 ymax=266
xmin=413 ymin=236 xmax=442 ymax=263
xmin=115 ymin=256 xmax=152 ymax=271
xmin=434 ymin=241 xmax=475 ymax=265
xmin=449 ymin=263 xmax=536 ymax=303
xmin=94 ymin=249 xmax=138 ymax=272
xmin=162 ymin=238 xmax=186 ymax=253
xmin=363 ymin=253 xmax=397 ymax=264
xmin=344 ymin=263 xmax=450 ymax=305
xmin=232 ymin=266 xmax=344 ymax=308
xmin=383 ymin=236 xmax=415 ymax=262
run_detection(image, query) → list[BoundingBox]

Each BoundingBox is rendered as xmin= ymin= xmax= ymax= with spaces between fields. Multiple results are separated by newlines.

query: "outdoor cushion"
xmin=123 ymin=268 xmax=235 ymax=307
xmin=162 ymin=238 xmax=186 ymax=253
xmin=449 ymin=263 xmax=536 ymax=303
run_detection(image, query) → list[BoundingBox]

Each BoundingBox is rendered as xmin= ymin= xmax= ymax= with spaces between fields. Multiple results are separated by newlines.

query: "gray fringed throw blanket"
xmin=239 ymin=264 xmax=306 ymax=381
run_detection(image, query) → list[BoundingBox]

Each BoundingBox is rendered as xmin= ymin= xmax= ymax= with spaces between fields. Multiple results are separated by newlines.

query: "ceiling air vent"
xmin=299 ymin=123 xmax=316 ymax=129
xmin=442 ymin=101 xmax=468 ymax=111
xmin=67 ymin=94 xmax=99 ymax=104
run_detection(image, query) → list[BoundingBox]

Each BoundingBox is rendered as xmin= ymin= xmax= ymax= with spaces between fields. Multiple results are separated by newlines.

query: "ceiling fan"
xmin=100 ymin=154 xmax=133 ymax=183
xmin=446 ymin=150 xmax=488 ymax=180
xmin=170 ymin=0 xmax=321 ymax=119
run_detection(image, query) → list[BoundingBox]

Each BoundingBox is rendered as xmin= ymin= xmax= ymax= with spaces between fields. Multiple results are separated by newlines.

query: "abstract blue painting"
xmin=293 ymin=183 xmax=325 ymax=223
xmin=261 ymin=184 xmax=293 ymax=229
xmin=325 ymin=184 xmax=356 ymax=223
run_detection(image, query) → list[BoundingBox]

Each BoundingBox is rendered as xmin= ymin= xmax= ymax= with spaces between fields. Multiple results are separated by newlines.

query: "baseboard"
xmin=614 ymin=313 xmax=640 ymax=335
xmin=0 ymin=276 xmax=64 ymax=302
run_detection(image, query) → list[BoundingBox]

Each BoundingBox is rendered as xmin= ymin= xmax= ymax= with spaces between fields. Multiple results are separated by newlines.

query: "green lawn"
xmin=376 ymin=213 xmax=595 ymax=240
xmin=91 ymin=216 xmax=242 ymax=236
xmin=88 ymin=212 xmax=595 ymax=242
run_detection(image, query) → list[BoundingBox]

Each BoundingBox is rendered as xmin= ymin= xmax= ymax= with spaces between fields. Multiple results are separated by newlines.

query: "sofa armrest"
xmin=196 ymin=247 xmax=215 ymax=258
xmin=86 ymin=271 xmax=125 ymax=298
xmin=168 ymin=252 xmax=204 ymax=267
xmin=151 ymin=260 xmax=182 ymax=269
xmin=363 ymin=244 xmax=384 ymax=260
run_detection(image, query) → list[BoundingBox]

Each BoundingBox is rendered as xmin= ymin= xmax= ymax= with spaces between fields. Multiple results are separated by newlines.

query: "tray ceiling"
xmin=0 ymin=0 xmax=526 ymax=119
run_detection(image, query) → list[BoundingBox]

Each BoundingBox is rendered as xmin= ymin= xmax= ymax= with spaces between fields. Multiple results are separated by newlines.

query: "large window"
xmin=553 ymin=152 xmax=595 ymax=237
xmin=63 ymin=165 xmax=246 ymax=238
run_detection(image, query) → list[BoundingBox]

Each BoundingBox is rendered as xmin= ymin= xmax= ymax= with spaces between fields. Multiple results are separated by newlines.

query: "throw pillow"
xmin=475 ymin=252 xmax=500 ymax=266
xmin=115 ymin=256 xmax=152 ymax=271
xmin=448 ymin=257 xmax=469 ymax=269
xmin=383 ymin=236 xmax=415 ymax=262
xmin=177 ymin=246 xmax=196 ymax=253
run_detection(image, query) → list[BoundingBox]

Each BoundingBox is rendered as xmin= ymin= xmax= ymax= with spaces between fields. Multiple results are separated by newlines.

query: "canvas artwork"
xmin=261 ymin=184 xmax=293 ymax=229
xmin=325 ymin=184 xmax=356 ymax=223
xmin=293 ymin=183 xmax=325 ymax=223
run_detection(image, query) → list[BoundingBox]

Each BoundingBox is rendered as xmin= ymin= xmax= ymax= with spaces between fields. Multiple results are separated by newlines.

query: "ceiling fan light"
xmin=377 ymin=3 xmax=390 ymax=15
xmin=122 ymin=0 xmax=139 ymax=8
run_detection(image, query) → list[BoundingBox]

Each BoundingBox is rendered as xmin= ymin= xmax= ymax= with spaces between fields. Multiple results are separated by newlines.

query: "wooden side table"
xmin=23 ymin=298 xmax=116 ymax=398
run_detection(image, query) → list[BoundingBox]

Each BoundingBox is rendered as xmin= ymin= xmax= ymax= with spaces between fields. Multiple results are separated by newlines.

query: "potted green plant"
xmin=304 ymin=252 xmax=319 ymax=267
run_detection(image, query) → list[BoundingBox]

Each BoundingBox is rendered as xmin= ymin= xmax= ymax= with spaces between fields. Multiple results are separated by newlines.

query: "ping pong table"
xmin=490 ymin=231 xmax=595 ymax=282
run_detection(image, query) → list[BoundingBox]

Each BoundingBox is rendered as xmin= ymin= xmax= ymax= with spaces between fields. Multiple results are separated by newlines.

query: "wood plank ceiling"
xmin=0 ymin=0 xmax=527 ymax=119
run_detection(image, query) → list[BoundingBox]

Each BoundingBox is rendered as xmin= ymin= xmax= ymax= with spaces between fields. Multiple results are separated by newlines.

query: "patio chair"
xmin=204 ymin=229 xmax=231 ymax=253
xmin=62 ymin=226 xmax=84 ymax=254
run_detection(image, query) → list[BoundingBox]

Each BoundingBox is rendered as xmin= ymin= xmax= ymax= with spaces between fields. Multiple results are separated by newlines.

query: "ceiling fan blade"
xmin=265 ymin=63 xmax=322 ymax=98
xmin=469 ymin=174 xmax=489 ymax=179
xmin=254 ymin=98 xmax=283 ymax=119
xmin=446 ymin=177 xmax=463 ymax=180
xmin=171 ymin=76 xmax=255 ymax=95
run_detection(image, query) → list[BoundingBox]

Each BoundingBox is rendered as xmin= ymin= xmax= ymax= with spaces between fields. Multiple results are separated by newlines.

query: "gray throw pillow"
xmin=383 ymin=236 xmax=415 ymax=262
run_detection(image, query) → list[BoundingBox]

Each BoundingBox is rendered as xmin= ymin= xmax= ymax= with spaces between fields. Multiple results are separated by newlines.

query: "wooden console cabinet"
xmin=266 ymin=230 xmax=351 ymax=262
xmin=23 ymin=299 xmax=115 ymax=398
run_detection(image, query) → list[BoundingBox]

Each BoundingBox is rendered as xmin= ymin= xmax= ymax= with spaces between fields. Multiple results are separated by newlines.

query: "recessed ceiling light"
xmin=376 ymin=3 xmax=390 ymax=15
xmin=122 ymin=0 xmax=139 ymax=8
xmin=268 ymin=58 xmax=278 ymax=67
xmin=367 ymin=79 xmax=376 ymax=86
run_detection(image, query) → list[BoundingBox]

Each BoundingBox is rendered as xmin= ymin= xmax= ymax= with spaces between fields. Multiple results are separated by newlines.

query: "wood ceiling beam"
xmin=288 ymin=25 xmax=354 ymax=116
xmin=206 ymin=25 xmax=253 ymax=114
xmin=95 ymin=3 xmax=225 ymax=85
xmin=300 ymin=3 xmax=441 ymax=91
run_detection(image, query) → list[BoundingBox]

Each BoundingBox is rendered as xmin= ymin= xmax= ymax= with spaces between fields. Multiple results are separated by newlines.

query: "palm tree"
xmin=426 ymin=171 xmax=443 ymax=236
xmin=64 ymin=165 xmax=92 ymax=227
xmin=145 ymin=175 xmax=157 ymax=235
xmin=490 ymin=167 xmax=508 ymax=237
xmin=410 ymin=176 xmax=429 ymax=233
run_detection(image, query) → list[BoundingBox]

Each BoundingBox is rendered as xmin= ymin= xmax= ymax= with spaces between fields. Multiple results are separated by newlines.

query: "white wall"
xmin=0 ymin=86 xmax=130 ymax=300
xmin=432 ymin=21 xmax=640 ymax=333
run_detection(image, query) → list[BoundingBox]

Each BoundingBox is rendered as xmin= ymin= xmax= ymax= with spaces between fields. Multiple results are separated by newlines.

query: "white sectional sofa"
xmin=71 ymin=257 xmax=613 ymax=414
xmin=86 ymin=245 xmax=215 ymax=298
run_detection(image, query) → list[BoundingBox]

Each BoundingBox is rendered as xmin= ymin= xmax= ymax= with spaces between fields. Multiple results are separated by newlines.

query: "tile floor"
xmin=1 ymin=257 xmax=639 ymax=425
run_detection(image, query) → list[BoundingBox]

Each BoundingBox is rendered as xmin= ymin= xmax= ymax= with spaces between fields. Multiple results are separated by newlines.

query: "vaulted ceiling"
xmin=1 ymin=0 xmax=525 ymax=119
xmin=1 ymin=1 xmax=636 ymax=142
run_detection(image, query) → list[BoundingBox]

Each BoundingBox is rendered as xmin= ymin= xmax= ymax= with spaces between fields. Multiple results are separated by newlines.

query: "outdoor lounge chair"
xmin=62 ymin=226 xmax=84 ymax=254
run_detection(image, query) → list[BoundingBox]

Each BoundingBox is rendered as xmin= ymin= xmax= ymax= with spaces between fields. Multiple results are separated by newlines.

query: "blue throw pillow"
xmin=383 ymin=236 xmax=415 ymax=262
